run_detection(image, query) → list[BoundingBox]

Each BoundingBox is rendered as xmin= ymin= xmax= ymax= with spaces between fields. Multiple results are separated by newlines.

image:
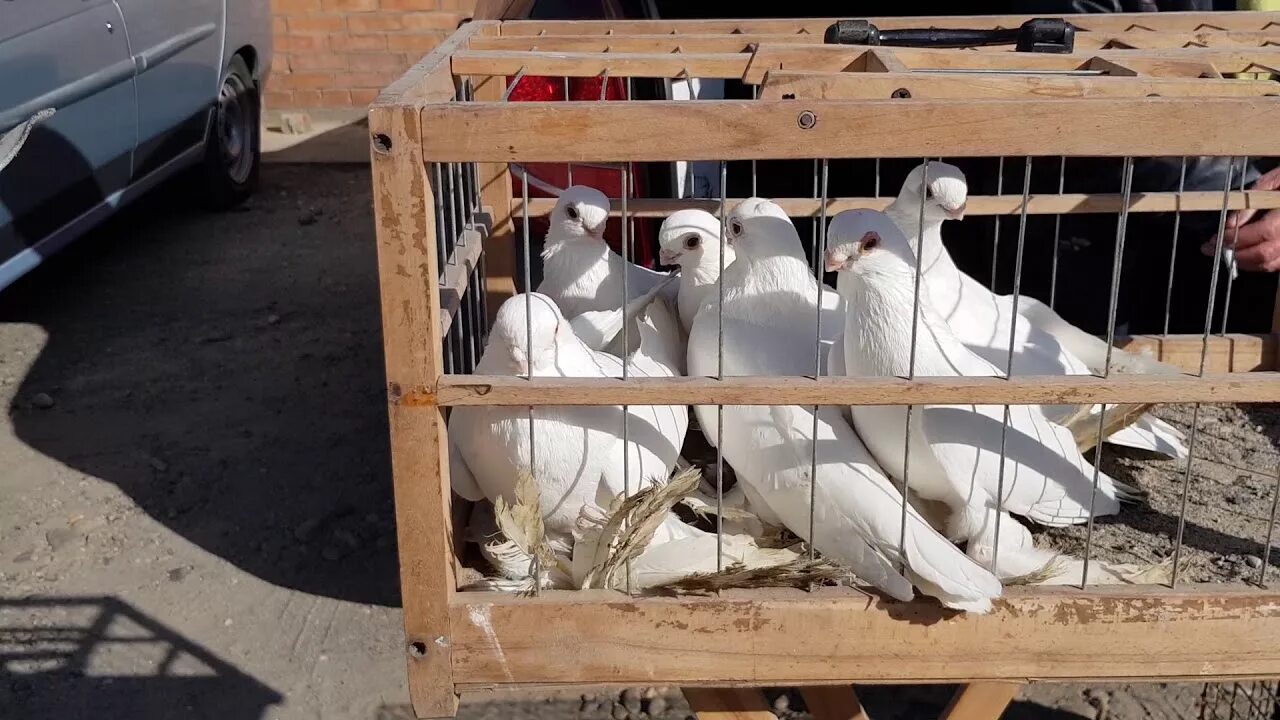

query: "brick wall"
xmin=268 ymin=0 xmax=478 ymax=109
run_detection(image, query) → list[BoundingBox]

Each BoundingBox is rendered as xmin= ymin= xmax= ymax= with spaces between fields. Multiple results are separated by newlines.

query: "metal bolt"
xmin=105 ymin=21 xmax=114 ymax=33
xmin=891 ymin=88 xmax=911 ymax=99
xmin=407 ymin=640 xmax=428 ymax=658
xmin=372 ymin=133 xmax=393 ymax=154
xmin=797 ymin=110 xmax=817 ymax=130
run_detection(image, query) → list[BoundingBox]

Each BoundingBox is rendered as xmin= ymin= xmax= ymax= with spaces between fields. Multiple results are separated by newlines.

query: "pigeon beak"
xmin=658 ymin=248 xmax=681 ymax=265
xmin=944 ymin=202 xmax=967 ymax=220
xmin=587 ymin=219 xmax=607 ymax=238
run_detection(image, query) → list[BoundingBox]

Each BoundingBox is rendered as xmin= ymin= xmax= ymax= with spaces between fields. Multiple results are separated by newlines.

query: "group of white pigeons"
xmin=448 ymin=161 xmax=1189 ymax=613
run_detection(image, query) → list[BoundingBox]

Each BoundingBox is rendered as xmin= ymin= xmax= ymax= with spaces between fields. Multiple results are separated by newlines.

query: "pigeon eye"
xmin=861 ymin=232 xmax=880 ymax=252
xmin=683 ymin=234 xmax=700 ymax=250
xmin=566 ymin=205 xmax=580 ymax=221
xmin=728 ymin=219 xmax=743 ymax=237
xmin=925 ymin=187 xmax=934 ymax=200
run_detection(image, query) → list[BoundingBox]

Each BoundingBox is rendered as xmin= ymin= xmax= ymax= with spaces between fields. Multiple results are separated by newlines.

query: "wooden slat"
xmin=427 ymin=370 xmax=1280 ymax=408
xmin=448 ymin=585 xmax=1280 ymax=686
xmin=472 ymin=74 xmax=517 ymax=324
xmin=1123 ymin=333 xmax=1278 ymax=373
xmin=1078 ymin=30 xmax=1280 ymax=50
xmin=760 ymin=70 xmax=1280 ymax=100
xmin=940 ymin=683 xmax=1024 ymax=720
xmin=418 ymin=97 xmax=1280 ymax=162
xmin=511 ymin=191 xmax=1280 ymax=219
xmin=439 ymin=227 xmax=484 ymax=337
xmin=684 ymin=688 xmax=777 ymax=720
xmin=468 ymin=34 xmax=814 ymax=53
xmin=496 ymin=12 xmax=1280 ymax=36
xmin=452 ymin=49 xmax=751 ymax=79
xmin=800 ymin=686 xmax=873 ymax=720
xmin=378 ymin=20 xmax=491 ymax=106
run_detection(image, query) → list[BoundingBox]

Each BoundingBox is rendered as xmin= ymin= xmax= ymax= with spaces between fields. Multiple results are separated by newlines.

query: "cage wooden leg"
xmin=473 ymin=75 xmax=517 ymax=324
xmin=800 ymin=686 xmax=872 ymax=720
xmin=940 ymin=682 xmax=1024 ymax=720
xmin=370 ymin=99 xmax=459 ymax=720
xmin=683 ymin=688 xmax=778 ymax=720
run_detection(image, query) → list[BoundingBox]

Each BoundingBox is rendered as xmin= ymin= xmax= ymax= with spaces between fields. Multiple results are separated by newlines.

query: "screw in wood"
xmin=797 ymin=110 xmax=817 ymax=130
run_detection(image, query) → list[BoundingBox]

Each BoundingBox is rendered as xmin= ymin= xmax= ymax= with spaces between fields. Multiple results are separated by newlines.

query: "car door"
xmin=0 ymin=0 xmax=137 ymax=280
xmin=114 ymin=0 xmax=224 ymax=179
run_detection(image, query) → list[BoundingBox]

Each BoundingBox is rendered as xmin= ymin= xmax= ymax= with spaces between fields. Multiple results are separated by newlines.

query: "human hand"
xmin=1202 ymin=165 xmax=1280 ymax=272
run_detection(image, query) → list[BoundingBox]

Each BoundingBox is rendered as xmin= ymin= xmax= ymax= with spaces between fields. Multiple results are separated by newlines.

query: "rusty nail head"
xmin=797 ymin=110 xmax=817 ymax=130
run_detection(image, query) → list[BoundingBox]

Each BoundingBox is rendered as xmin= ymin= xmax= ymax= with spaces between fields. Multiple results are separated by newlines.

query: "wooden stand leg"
xmin=684 ymin=688 xmax=778 ymax=720
xmin=940 ymin=682 xmax=1024 ymax=720
xmin=800 ymin=686 xmax=872 ymax=720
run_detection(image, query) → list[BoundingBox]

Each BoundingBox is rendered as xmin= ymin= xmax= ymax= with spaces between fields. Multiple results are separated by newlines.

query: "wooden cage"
xmin=369 ymin=12 xmax=1280 ymax=720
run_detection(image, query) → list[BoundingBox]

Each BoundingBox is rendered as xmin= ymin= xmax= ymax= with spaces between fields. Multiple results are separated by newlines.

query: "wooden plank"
xmin=511 ymin=191 xmax=1280 ymax=219
xmin=940 ymin=683 xmax=1024 ymax=720
xmin=800 ymin=686 xmax=872 ymax=720
xmin=1077 ymin=29 xmax=1280 ymax=50
xmin=417 ymin=97 xmax=1280 ymax=162
xmin=469 ymin=34 xmax=814 ymax=53
xmin=439 ymin=227 xmax=484 ymax=337
xmin=448 ymin=585 xmax=1280 ymax=686
xmin=378 ymin=21 xmax=491 ymax=106
xmin=370 ymin=97 xmax=459 ymax=718
xmin=760 ymin=70 xmax=1280 ymax=100
xmin=451 ymin=49 xmax=751 ymax=79
xmin=496 ymin=12 xmax=1280 ymax=36
xmin=1123 ymin=333 xmax=1278 ymax=373
xmin=471 ymin=74 xmax=516 ymax=324
xmin=684 ymin=688 xmax=777 ymax=720
xmin=865 ymin=48 xmax=908 ymax=73
xmin=428 ymin=370 xmax=1280 ymax=408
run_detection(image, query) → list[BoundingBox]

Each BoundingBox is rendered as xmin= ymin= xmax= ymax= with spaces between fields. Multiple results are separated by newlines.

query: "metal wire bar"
xmin=808 ymin=159 xmax=829 ymax=562
xmin=620 ymin=162 xmax=632 ymax=595
xmin=519 ymin=154 xmax=539 ymax=594
xmin=1260 ymin=463 xmax=1280 ymax=586
xmin=750 ymin=85 xmax=758 ymax=197
xmin=599 ymin=69 xmax=609 ymax=101
xmin=1081 ymin=155 xmax=1134 ymax=589
xmin=1171 ymin=156 xmax=1237 ymax=588
xmin=811 ymin=159 xmax=820 ymax=272
xmin=432 ymin=164 xmax=449 ymax=275
xmin=991 ymin=156 xmax=1033 ymax=575
xmin=445 ymin=163 xmax=459 ymax=264
xmin=453 ymin=163 xmax=468 ymax=246
xmin=874 ymin=158 xmax=881 ymax=198
xmin=564 ymin=76 xmax=573 ymax=185
xmin=501 ymin=67 xmax=527 ymax=103
xmin=898 ymin=158 xmax=930 ymax=570
xmin=716 ymin=159 xmax=727 ymax=573
xmin=1164 ymin=157 xmax=1189 ymax=337
xmin=1049 ymin=156 xmax=1066 ymax=310
xmin=1220 ymin=156 xmax=1248 ymax=335
xmin=990 ymin=156 xmax=1005 ymax=291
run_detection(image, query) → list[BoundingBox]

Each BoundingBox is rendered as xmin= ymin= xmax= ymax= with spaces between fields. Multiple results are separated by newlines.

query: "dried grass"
xmin=652 ymin=558 xmax=849 ymax=595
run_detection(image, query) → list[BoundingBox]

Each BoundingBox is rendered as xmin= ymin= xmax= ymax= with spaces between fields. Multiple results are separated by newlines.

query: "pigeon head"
xmin=658 ymin=209 xmax=724 ymax=268
xmin=490 ymin=293 xmax=573 ymax=375
xmin=724 ymin=197 xmax=801 ymax=259
xmin=824 ymin=209 xmax=917 ymax=277
xmin=897 ymin=161 xmax=968 ymax=222
xmin=549 ymin=185 xmax=611 ymax=243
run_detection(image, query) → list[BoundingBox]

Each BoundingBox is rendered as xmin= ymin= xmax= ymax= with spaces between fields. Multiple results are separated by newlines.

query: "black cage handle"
xmin=824 ymin=18 xmax=1076 ymax=54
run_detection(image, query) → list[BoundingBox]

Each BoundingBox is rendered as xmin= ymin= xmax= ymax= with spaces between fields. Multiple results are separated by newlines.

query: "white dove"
xmin=887 ymin=161 xmax=1187 ymax=459
xmin=537 ymin=185 xmax=678 ymax=321
xmin=449 ymin=292 xmax=689 ymax=559
xmin=826 ymin=209 xmax=1137 ymax=579
xmin=687 ymin=198 xmax=1001 ymax=612
xmin=657 ymin=209 xmax=735 ymax=332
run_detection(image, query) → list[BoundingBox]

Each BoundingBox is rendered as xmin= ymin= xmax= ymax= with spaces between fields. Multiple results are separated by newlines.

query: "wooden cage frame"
xmin=370 ymin=13 xmax=1280 ymax=719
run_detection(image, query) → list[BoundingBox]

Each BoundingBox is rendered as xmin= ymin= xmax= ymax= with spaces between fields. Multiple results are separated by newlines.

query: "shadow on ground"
xmin=0 ymin=595 xmax=282 ymax=719
xmin=2 ymin=165 xmax=401 ymax=606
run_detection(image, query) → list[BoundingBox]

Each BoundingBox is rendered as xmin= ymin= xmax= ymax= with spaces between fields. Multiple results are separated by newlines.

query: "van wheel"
xmin=201 ymin=55 xmax=259 ymax=209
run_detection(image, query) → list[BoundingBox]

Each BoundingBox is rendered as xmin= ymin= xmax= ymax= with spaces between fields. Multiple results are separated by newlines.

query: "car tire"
xmin=201 ymin=55 xmax=259 ymax=210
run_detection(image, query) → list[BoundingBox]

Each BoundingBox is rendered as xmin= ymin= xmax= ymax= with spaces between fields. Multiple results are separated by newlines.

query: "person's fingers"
xmin=1226 ymin=208 xmax=1257 ymax=229
xmin=1222 ymin=167 xmax=1280 ymax=229
xmin=1203 ymin=209 xmax=1280 ymax=255
xmin=1231 ymin=237 xmax=1280 ymax=272
xmin=1254 ymin=165 xmax=1280 ymax=192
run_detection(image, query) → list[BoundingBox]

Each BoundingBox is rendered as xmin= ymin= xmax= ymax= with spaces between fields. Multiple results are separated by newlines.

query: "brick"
xmin=322 ymin=0 xmax=378 ymax=10
xmin=379 ymin=0 xmax=438 ymax=9
xmin=287 ymin=14 xmax=346 ymax=33
xmin=330 ymin=33 xmax=388 ymax=51
xmin=347 ymin=53 xmax=409 ymax=71
xmin=282 ymin=33 xmax=328 ymax=52
xmin=273 ymin=16 xmax=288 ymax=34
xmin=347 ymin=13 xmax=403 ymax=32
xmin=290 ymin=53 xmax=348 ymax=71
xmin=320 ymin=89 xmax=353 ymax=106
xmin=264 ymin=90 xmax=294 ymax=109
xmin=292 ymin=90 xmax=324 ymax=107
xmin=385 ymin=32 xmax=448 ymax=53
xmin=271 ymin=52 xmax=292 ymax=73
xmin=272 ymin=71 xmax=335 ymax=90
xmin=276 ymin=0 xmax=321 ymax=11
xmin=400 ymin=11 xmax=462 ymax=31
xmin=351 ymin=88 xmax=380 ymax=106
xmin=342 ymin=69 xmax=403 ymax=88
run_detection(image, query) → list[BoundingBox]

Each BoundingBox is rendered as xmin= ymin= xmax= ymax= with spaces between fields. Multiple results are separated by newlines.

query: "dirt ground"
xmin=0 ymin=164 xmax=1274 ymax=720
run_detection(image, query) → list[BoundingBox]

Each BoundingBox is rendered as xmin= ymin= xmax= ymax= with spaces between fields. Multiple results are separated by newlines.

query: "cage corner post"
xmin=369 ymin=98 xmax=460 ymax=720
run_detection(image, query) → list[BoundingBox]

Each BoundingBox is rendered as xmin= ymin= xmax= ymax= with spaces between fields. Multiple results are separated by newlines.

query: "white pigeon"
xmin=686 ymin=198 xmax=1002 ymax=612
xmin=537 ymin=185 xmax=679 ymax=320
xmin=568 ymin=273 xmax=679 ymax=360
xmin=826 ymin=209 xmax=1136 ymax=579
xmin=886 ymin=161 xmax=1187 ymax=459
xmin=449 ymin=292 xmax=690 ymax=561
xmin=657 ymin=209 xmax=735 ymax=332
